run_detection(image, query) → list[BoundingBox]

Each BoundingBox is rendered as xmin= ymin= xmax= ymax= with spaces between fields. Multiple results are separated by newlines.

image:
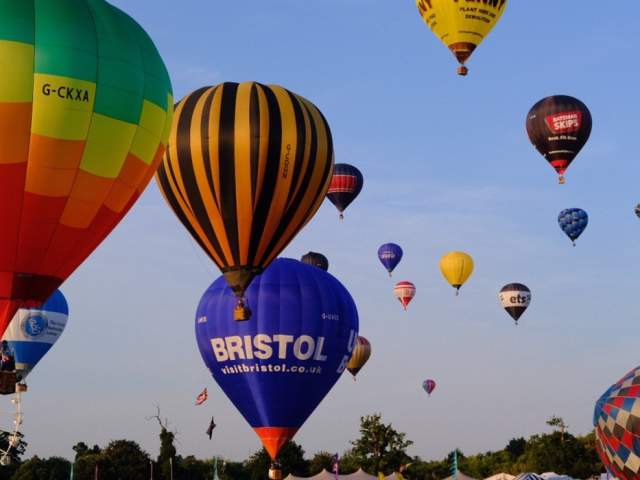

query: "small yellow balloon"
xmin=416 ymin=0 xmax=508 ymax=75
xmin=439 ymin=252 xmax=474 ymax=294
xmin=347 ymin=336 xmax=371 ymax=380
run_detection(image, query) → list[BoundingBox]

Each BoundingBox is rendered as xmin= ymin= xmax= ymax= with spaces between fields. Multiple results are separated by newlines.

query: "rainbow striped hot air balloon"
xmin=0 ymin=1 xmax=173 ymax=336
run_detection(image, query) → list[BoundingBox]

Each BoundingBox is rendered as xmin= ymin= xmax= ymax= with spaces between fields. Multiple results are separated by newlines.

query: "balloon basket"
xmin=269 ymin=463 xmax=282 ymax=480
xmin=457 ymin=66 xmax=468 ymax=76
xmin=15 ymin=383 xmax=27 ymax=393
xmin=234 ymin=304 xmax=252 ymax=321
xmin=558 ymin=175 xmax=566 ymax=184
xmin=339 ymin=213 xmax=344 ymax=220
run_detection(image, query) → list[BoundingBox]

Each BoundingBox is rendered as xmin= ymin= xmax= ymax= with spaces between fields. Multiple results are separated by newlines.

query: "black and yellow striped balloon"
xmin=156 ymin=82 xmax=334 ymax=306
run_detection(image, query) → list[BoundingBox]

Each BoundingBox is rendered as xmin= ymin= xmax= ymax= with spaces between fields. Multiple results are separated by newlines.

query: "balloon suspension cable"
xmin=558 ymin=175 xmax=566 ymax=184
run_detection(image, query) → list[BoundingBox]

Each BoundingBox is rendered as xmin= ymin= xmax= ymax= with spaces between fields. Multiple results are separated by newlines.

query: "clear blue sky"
xmin=12 ymin=0 xmax=640 ymax=464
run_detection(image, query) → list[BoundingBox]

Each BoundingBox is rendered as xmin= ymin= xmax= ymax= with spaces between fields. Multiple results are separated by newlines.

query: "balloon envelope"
xmin=526 ymin=95 xmax=592 ymax=183
xmin=0 ymin=0 xmax=173 ymax=336
xmin=157 ymin=82 xmax=334 ymax=301
xmin=2 ymin=289 xmax=68 ymax=380
xmin=378 ymin=243 xmax=403 ymax=275
xmin=558 ymin=208 xmax=588 ymax=244
xmin=347 ymin=336 xmax=371 ymax=379
xmin=499 ymin=283 xmax=531 ymax=324
xmin=423 ymin=379 xmax=436 ymax=395
xmin=301 ymin=252 xmax=329 ymax=271
xmin=594 ymin=365 xmax=640 ymax=480
xmin=394 ymin=281 xmax=416 ymax=311
xmin=196 ymin=258 xmax=358 ymax=460
xmin=416 ymin=0 xmax=508 ymax=75
xmin=326 ymin=163 xmax=363 ymax=219
xmin=439 ymin=252 xmax=474 ymax=293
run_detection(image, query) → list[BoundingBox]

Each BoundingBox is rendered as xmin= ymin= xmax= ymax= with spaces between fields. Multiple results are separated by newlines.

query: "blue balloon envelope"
xmin=1 ymin=290 xmax=68 ymax=380
xmin=377 ymin=243 xmax=403 ymax=275
xmin=558 ymin=208 xmax=588 ymax=245
xmin=196 ymin=258 xmax=358 ymax=459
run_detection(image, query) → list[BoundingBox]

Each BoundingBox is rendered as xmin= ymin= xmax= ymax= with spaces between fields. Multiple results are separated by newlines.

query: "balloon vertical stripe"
xmin=157 ymin=82 xmax=333 ymax=297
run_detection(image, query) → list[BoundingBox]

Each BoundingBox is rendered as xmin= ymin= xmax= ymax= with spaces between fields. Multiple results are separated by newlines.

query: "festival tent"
xmin=484 ymin=474 xmax=515 ymax=480
xmin=441 ymin=471 xmax=479 ymax=480
xmin=513 ymin=474 xmax=545 ymax=480
xmin=343 ymin=469 xmax=377 ymax=480
xmin=285 ymin=470 xmax=378 ymax=480
xmin=540 ymin=474 xmax=572 ymax=480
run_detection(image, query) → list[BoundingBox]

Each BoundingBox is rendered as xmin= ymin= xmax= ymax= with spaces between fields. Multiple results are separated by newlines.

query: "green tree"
xmin=177 ymin=455 xmax=210 ymax=480
xmin=245 ymin=441 xmax=309 ymax=480
xmin=349 ymin=413 xmax=413 ymax=475
xmin=147 ymin=406 xmax=177 ymax=480
xmin=12 ymin=456 xmax=70 ymax=480
xmin=546 ymin=416 xmax=568 ymax=443
xmin=308 ymin=451 xmax=334 ymax=475
xmin=222 ymin=460 xmax=249 ymax=480
xmin=101 ymin=439 xmax=150 ymax=480
xmin=504 ymin=437 xmax=526 ymax=461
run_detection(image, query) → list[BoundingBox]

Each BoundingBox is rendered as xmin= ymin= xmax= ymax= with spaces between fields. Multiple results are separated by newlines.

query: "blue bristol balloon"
xmin=377 ymin=243 xmax=403 ymax=276
xmin=1 ymin=290 xmax=68 ymax=381
xmin=196 ymin=258 xmax=358 ymax=461
xmin=558 ymin=208 xmax=588 ymax=246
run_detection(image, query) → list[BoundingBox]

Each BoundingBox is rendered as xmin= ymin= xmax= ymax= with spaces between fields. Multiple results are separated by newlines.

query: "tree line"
xmin=0 ymin=413 xmax=603 ymax=480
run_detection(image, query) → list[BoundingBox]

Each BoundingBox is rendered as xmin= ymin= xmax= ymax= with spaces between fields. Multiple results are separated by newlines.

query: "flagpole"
xmin=170 ymin=457 xmax=174 ymax=480
xmin=150 ymin=459 xmax=154 ymax=480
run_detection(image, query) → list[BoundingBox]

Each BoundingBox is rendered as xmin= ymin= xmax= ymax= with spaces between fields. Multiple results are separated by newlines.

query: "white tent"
xmin=485 ymin=474 xmax=515 ymax=480
xmin=286 ymin=469 xmax=378 ymax=480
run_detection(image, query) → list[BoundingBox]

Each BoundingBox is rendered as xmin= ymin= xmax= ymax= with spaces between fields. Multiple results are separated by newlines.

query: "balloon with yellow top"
xmin=415 ymin=0 xmax=508 ymax=76
xmin=439 ymin=252 xmax=474 ymax=295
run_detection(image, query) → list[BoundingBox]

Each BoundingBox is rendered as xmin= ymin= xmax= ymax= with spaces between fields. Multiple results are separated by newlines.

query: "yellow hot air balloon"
xmin=415 ymin=0 xmax=508 ymax=75
xmin=347 ymin=336 xmax=371 ymax=380
xmin=439 ymin=252 xmax=474 ymax=295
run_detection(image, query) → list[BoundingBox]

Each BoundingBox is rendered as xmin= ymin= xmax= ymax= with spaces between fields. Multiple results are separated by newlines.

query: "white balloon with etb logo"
xmin=1 ymin=290 xmax=68 ymax=380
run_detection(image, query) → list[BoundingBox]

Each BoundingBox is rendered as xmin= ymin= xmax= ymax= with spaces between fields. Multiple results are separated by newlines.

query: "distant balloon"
xmin=594 ymin=365 xmax=640 ymax=480
xmin=635 ymin=204 xmax=640 ymax=219
xmin=423 ymin=379 xmax=436 ymax=396
xmin=157 ymin=82 xmax=334 ymax=319
xmin=499 ymin=283 xmax=531 ymax=325
xmin=301 ymin=252 xmax=329 ymax=271
xmin=347 ymin=336 xmax=371 ymax=380
xmin=526 ymin=95 xmax=592 ymax=184
xmin=558 ymin=208 xmax=588 ymax=246
xmin=2 ymin=290 xmax=68 ymax=381
xmin=394 ymin=281 xmax=416 ymax=311
xmin=439 ymin=252 xmax=474 ymax=295
xmin=415 ymin=0 xmax=508 ymax=76
xmin=196 ymin=259 xmax=358 ymax=461
xmin=378 ymin=243 xmax=403 ymax=276
xmin=326 ymin=164 xmax=363 ymax=219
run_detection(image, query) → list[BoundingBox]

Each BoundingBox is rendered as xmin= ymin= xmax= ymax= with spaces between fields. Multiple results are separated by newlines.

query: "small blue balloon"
xmin=377 ymin=243 xmax=403 ymax=275
xmin=195 ymin=258 xmax=358 ymax=459
xmin=558 ymin=208 xmax=588 ymax=245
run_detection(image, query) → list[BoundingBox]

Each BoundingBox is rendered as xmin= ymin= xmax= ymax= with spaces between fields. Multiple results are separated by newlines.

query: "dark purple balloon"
xmin=378 ymin=243 xmax=403 ymax=275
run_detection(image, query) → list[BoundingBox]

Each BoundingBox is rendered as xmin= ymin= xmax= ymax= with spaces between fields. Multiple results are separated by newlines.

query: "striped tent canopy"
xmin=513 ymin=474 xmax=544 ymax=480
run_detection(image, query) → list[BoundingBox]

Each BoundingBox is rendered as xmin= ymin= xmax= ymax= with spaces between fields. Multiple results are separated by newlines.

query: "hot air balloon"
xmin=196 ymin=258 xmax=358 ymax=468
xmin=422 ymin=379 xmax=436 ymax=396
xmin=439 ymin=252 xmax=474 ymax=295
xmin=558 ymin=208 xmax=588 ymax=246
xmin=301 ymin=252 xmax=329 ymax=271
xmin=499 ymin=283 xmax=531 ymax=325
xmin=635 ymin=204 xmax=640 ymax=219
xmin=0 ymin=0 xmax=173 ymax=337
xmin=326 ymin=164 xmax=363 ymax=220
xmin=347 ymin=336 xmax=371 ymax=380
xmin=2 ymin=290 xmax=68 ymax=383
xmin=394 ymin=281 xmax=416 ymax=311
xmin=594 ymin=365 xmax=640 ymax=480
xmin=157 ymin=82 xmax=334 ymax=320
xmin=526 ymin=95 xmax=592 ymax=184
xmin=378 ymin=243 xmax=403 ymax=276
xmin=415 ymin=0 xmax=508 ymax=76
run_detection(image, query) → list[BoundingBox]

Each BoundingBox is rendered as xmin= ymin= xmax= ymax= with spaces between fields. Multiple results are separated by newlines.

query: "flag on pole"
xmin=450 ymin=450 xmax=458 ymax=480
xmin=206 ymin=417 xmax=217 ymax=439
xmin=196 ymin=388 xmax=208 ymax=405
